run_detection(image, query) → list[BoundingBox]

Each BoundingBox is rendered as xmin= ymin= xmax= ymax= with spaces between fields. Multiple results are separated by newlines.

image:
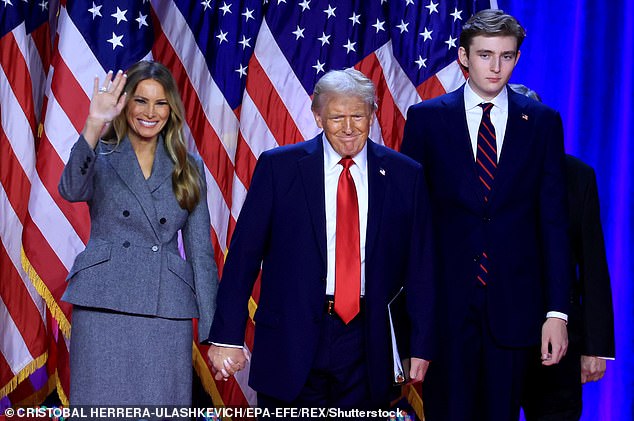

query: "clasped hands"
xmin=206 ymin=344 xmax=250 ymax=381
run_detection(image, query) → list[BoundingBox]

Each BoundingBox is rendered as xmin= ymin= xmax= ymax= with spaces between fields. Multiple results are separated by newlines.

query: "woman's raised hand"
xmin=89 ymin=70 xmax=127 ymax=123
xmin=82 ymin=70 xmax=127 ymax=147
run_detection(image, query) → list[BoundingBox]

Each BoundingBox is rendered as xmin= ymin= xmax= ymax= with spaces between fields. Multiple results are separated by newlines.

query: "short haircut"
xmin=459 ymin=9 xmax=526 ymax=55
xmin=311 ymin=68 xmax=377 ymax=113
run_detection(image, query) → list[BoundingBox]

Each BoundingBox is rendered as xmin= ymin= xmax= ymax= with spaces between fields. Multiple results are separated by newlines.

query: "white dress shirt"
xmin=212 ymin=136 xmax=370 ymax=348
xmin=323 ymin=134 xmax=368 ymax=296
xmin=464 ymin=81 xmax=508 ymax=162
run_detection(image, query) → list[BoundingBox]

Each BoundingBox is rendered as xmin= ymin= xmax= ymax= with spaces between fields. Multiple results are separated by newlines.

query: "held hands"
xmin=581 ymin=355 xmax=607 ymax=383
xmin=206 ymin=344 xmax=250 ymax=381
xmin=540 ymin=318 xmax=568 ymax=366
xmin=82 ymin=70 xmax=128 ymax=147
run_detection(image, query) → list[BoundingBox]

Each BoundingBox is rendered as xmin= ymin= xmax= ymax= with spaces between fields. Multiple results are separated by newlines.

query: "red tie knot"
xmin=339 ymin=157 xmax=354 ymax=170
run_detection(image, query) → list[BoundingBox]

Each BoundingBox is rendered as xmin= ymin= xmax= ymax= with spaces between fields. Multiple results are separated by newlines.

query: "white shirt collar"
xmin=322 ymin=133 xmax=368 ymax=173
xmin=464 ymin=80 xmax=509 ymax=112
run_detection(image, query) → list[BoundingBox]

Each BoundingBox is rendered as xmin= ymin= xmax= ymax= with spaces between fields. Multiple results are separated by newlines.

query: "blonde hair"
xmin=103 ymin=61 xmax=201 ymax=212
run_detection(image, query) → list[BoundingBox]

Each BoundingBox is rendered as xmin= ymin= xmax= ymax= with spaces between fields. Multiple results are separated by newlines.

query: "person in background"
xmin=400 ymin=9 xmax=571 ymax=421
xmin=206 ymin=68 xmax=436 ymax=413
xmin=511 ymin=83 xmax=616 ymax=421
xmin=59 ymin=60 xmax=218 ymax=407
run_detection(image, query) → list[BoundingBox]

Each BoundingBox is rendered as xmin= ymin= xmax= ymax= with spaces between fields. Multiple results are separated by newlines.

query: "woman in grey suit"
xmin=59 ymin=61 xmax=218 ymax=406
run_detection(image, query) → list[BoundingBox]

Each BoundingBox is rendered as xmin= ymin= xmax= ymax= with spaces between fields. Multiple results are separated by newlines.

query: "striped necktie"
xmin=476 ymin=103 xmax=497 ymax=202
xmin=476 ymin=103 xmax=497 ymax=285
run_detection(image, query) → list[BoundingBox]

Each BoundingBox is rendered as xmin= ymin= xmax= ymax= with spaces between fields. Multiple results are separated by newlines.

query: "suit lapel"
xmin=489 ymin=91 xmax=532 ymax=203
xmin=298 ymin=136 xmax=327 ymax=267
xmin=146 ymin=137 xmax=174 ymax=193
xmin=365 ymin=140 xmax=386 ymax=263
xmin=105 ymin=137 xmax=161 ymax=239
xmin=441 ymin=89 xmax=485 ymax=206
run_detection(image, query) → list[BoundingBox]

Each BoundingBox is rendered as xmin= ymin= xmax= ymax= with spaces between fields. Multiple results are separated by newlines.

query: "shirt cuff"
xmin=211 ymin=342 xmax=243 ymax=349
xmin=546 ymin=311 xmax=568 ymax=323
xmin=583 ymin=355 xmax=616 ymax=361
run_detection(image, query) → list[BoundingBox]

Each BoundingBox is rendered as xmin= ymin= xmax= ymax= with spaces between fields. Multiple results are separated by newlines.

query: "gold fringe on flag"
xmin=0 ymin=352 xmax=48 ymax=399
xmin=248 ymin=297 xmax=258 ymax=322
xmin=406 ymin=383 xmax=425 ymax=421
xmin=14 ymin=370 xmax=57 ymax=407
xmin=21 ymin=247 xmax=71 ymax=339
xmin=55 ymin=371 xmax=69 ymax=406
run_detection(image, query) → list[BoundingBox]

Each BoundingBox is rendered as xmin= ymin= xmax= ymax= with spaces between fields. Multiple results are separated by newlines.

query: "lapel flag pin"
xmin=521 ymin=113 xmax=529 ymax=120
xmin=379 ymin=168 xmax=386 ymax=176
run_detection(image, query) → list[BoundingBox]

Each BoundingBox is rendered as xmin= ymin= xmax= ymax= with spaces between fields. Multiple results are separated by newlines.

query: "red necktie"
xmin=476 ymin=103 xmax=497 ymax=286
xmin=335 ymin=157 xmax=361 ymax=324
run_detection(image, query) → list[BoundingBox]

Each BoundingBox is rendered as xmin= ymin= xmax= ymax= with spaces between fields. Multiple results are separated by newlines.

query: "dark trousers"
xmin=257 ymin=309 xmax=378 ymax=420
xmin=521 ymin=340 xmax=582 ymax=421
xmin=423 ymin=285 xmax=531 ymax=421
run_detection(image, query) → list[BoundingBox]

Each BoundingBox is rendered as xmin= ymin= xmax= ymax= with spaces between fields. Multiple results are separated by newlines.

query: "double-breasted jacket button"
xmin=123 ymin=241 xmax=130 ymax=248
xmin=123 ymin=210 xmax=130 ymax=217
xmin=80 ymin=168 xmax=86 ymax=175
xmin=159 ymin=217 xmax=166 ymax=224
xmin=151 ymin=245 xmax=159 ymax=252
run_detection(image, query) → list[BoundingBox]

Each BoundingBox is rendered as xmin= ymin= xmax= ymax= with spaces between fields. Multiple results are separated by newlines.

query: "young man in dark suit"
xmin=510 ymin=84 xmax=616 ymax=421
xmin=400 ymin=10 xmax=572 ymax=421
xmin=206 ymin=69 xmax=436 ymax=412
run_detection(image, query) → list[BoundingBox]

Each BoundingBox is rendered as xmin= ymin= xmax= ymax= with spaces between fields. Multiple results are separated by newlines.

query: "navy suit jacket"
xmin=208 ymin=135 xmax=435 ymax=403
xmin=565 ymin=156 xmax=615 ymax=358
xmin=401 ymin=86 xmax=571 ymax=347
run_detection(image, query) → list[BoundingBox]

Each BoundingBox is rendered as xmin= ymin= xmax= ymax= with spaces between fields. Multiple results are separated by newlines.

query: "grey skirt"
xmin=69 ymin=305 xmax=192 ymax=406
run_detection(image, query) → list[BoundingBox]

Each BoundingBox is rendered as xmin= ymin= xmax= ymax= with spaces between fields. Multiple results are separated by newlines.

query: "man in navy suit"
xmin=522 ymin=155 xmax=616 ymax=421
xmin=400 ymin=10 xmax=572 ymax=421
xmin=510 ymin=84 xmax=616 ymax=421
xmin=206 ymin=69 xmax=435 ymax=411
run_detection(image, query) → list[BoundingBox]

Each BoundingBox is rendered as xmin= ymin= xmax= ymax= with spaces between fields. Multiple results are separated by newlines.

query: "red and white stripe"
xmin=0 ymin=21 xmax=50 ymax=400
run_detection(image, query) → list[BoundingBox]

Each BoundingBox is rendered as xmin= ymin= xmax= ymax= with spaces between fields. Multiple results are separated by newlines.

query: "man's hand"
xmin=581 ymin=355 xmax=607 ymax=383
xmin=206 ymin=344 xmax=249 ymax=381
xmin=541 ymin=318 xmax=568 ymax=366
xmin=408 ymin=358 xmax=430 ymax=383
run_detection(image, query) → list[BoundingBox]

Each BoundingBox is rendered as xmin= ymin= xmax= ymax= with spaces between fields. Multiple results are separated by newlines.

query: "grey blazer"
xmin=59 ymin=135 xmax=218 ymax=341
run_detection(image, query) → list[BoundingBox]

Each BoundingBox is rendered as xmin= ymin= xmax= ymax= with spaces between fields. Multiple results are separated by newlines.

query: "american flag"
xmin=0 ymin=0 xmax=54 ymax=408
xmin=1 ymin=0 xmax=494 ymax=413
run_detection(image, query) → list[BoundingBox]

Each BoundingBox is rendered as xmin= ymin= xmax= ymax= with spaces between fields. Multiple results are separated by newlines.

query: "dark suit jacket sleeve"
xmin=207 ymin=153 xmax=274 ymax=345
xmin=580 ymin=168 xmax=616 ymax=357
xmin=406 ymin=164 xmax=436 ymax=360
xmin=538 ymin=112 xmax=572 ymax=315
xmin=181 ymin=157 xmax=219 ymax=343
